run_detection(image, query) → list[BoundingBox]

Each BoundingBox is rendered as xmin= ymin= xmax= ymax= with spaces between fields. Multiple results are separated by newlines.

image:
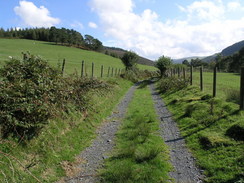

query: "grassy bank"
xmin=157 ymin=78 xmax=244 ymax=183
xmin=0 ymin=38 xmax=155 ymax=75
xmin=101 ymin=81 xmax=171 ymax=183
xmin=0 ymin=77 xmax=133 ymax=183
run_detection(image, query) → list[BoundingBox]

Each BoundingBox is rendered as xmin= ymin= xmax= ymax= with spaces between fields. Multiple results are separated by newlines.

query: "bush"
xmin=157 ymin=77 xmax=189 ymax=93
xmin=120 ymin=68 xmax=155 ymax=83
xmin=0 ymin=53 xmax=61 ymax=139
xmin=0 ymin=53 xmax=112 ymax=139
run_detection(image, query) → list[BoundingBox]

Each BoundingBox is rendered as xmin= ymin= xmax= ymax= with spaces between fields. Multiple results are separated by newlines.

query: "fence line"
xmin=61 ymin=59 xmax=123 ymax=79
xmin=168 ymin=66 xmax=243 ymax=110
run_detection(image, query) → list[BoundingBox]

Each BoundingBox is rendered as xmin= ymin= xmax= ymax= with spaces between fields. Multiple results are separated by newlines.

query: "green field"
xmin=191 ymin=71 xmax=240 ymax=100
xmin=0 ymin=38 xmax=155 ymax=76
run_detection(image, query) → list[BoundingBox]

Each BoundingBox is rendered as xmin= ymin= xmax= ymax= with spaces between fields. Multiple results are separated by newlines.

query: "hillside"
xmin=221 ymin=40 xmax=244 ymax=56
xmin=0 ymin=39 xmax=155 ymax=75
xmin=104 ymin=46 xmax=155 ymax=66
xmin=174 ymin=40 xmax=244 ymax=63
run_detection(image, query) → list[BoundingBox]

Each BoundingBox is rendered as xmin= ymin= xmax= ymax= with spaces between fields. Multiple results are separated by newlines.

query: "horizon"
xmin=1 ymin=0 xmax=244 ymax=60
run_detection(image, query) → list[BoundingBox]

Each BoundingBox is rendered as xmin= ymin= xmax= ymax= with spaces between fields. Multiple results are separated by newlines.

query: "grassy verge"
xmin=101 ymin=81 xmax=171 ymax=183
xmin=0 ymin=77 xmax=132 ymax=183
xmin=157 ymin=78 xmax=244 ymax=183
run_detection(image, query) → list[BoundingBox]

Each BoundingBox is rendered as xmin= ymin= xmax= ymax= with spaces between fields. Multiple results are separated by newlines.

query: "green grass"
xmin=191 ymin=71 xmax=240 ymax=100
xmin=158 ymin=82 xmax=244 ymax=183
xmin=0 ymin=38 xmax=156 ymax=76
xmin=101 ymin=81 xmax=171 ymax=183
xmin=0 ymin=78 xmax=133 ymax=182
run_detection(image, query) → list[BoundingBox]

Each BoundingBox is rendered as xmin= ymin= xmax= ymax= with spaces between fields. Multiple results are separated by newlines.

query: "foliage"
xmin=121 ymin=51 xmax=139 ymax=70
xmin=0 ymin=53 xmax=61 ymax=138
xmin=157 ymin=77 xmax=189 ymax=93
xmin=120 ymin=67 xmax=156 ymax=83
xmin=0 ymin=27 xmax=103 ymax=51
xmin=155 ymin=56 xmax=172 ymax=77
xmin=0 ymin=53 xmax=111 ymax=139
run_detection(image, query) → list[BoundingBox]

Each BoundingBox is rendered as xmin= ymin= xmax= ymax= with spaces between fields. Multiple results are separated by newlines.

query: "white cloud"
xmin=14 ymin=1 xmax=60 ymax=27
xmin=88 ymin=22 xmax=98 ymax=28
xmin=71 ymin=21 xmax=84 ymax=30
xmin=90 ymin=0 xmax=244 ymax=59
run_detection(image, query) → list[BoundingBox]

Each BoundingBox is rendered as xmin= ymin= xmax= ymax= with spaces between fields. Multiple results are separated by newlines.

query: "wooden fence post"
xmin=178 ymin=67 xmax=180 ymax=78
xmin=200 ymin=66 xmax=203 ymax=91
xmin=61 ymin=59 xmax=66 ymax=76
xmin=107 ymin=67 xmax=110 ymax=77
xmin=213 ymin=66 xmax=217 ymax=97
xmin=118 ymin=68 xmax=121 ymax=75
xmin=111 ymin=68 xmax=114 ymax=77
xmin=190 ymin=66 xmax=193 ymax=85
xmin=183 ymin=67 xmax=186 ymax=80
xmin=115 ymin=68 xmax=117 ymax=76
xmin=92 ymin=62 xmax=94 ymax=78
xmin=101 ymin=65 xmax=103 ymax=78
xmin=81 ymin=60 xmax=84 ymax=77
xmin=240 ymin=67 xmax=244 ymax=110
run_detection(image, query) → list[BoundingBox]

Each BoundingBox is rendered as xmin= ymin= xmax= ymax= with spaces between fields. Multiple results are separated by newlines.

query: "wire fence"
xmin=168 ymin=66 xmax=244 ymax=110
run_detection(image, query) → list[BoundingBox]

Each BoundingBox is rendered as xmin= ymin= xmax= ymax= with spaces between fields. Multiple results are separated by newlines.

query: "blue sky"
xmin=1 ymin=0 xmax=244 ymax=59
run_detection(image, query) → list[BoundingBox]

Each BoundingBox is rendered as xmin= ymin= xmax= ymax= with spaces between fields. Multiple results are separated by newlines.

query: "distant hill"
xmin=174 ymin=40 xmax=244 ymax=63
xmin=173 ymin=56 xmax=205 ymax=64
xmin=221 ymin=40 xmax=244 ymax=56
xmin=104 ymin=46 xmax=155 ymax=66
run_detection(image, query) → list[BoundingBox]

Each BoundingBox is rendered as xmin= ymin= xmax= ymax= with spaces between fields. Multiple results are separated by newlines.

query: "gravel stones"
xmin=149 ymin=82 xmax=204 ymax=183
xmin=65 ymin=84 xmax=137 ymax=183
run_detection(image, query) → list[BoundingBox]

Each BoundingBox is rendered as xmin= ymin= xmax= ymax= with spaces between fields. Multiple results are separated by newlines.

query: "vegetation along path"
xmin=149 ymin=81 xmax=204 ymax=183
xmin=64 ymin=84 xmax=137 ymax=183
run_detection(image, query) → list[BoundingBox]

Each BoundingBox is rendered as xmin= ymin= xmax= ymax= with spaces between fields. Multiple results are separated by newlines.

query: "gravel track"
xmin=65 ymin=84 xmax=137 ymax=183
xmin=149 ymin=82 xmax=204 ymax=183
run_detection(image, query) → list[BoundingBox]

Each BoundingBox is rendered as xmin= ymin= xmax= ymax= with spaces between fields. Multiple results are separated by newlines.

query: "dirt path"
xmin=149 ymin=82 xmax=203 ymax=183
xmin=64 ymin=84 xmax=137 ymax=183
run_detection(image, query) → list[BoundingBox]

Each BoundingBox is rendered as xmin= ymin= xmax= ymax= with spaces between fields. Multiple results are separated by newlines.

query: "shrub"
xmin=157 ymin=77 xmax=189 ymax=93
xmin=0 ymin=53 xmax=61 ymax=139
xmin=0 ymin=53 xmax=112 ymax=139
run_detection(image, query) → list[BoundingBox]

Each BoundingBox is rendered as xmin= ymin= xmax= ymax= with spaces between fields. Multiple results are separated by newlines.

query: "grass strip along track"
xmin=158 ymin=82 xmax=244 ymax=183
xmin=101 ymin=81 xmax=171 ymax=183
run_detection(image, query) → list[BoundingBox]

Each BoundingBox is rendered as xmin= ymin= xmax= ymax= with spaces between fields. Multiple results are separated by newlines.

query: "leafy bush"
xmin=157 ymin=77 xmax=189 ymax=93
xmin=0 ymin=53 xmax=61 ymax=138
xmin=0 ymin=53 xmax=112 ymax=139
xmin=120 ymin=68 xmax=155 ymax=83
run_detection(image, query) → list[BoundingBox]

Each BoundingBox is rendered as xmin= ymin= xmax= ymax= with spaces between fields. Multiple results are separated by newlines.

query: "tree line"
xmin=182 ymin=47 xmax=244 ymax=73
xmin=0 ymin=27 xmax=103 ymax=51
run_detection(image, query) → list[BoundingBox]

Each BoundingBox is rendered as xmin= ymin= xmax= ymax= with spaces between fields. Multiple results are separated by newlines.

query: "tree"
xmin=121 ymin=51 xmax=138 ymax=70
xmin=182 ymin=59 xmax=190 ymax=66
xmin=155 ymin=56 xmax=172 ymax=77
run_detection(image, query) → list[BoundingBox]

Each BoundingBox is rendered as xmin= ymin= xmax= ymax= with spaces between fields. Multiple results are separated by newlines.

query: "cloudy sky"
xmin=1 ymin=0 xmax=244 ymax=59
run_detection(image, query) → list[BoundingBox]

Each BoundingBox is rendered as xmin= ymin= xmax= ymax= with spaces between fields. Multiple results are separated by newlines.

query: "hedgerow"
xmin=0 ymin=53 xmax=111 ymax=140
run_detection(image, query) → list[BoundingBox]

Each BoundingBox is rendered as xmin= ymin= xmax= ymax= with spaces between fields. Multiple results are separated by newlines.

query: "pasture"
xmin=0 ymin=38 xmax=155 ymax=76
